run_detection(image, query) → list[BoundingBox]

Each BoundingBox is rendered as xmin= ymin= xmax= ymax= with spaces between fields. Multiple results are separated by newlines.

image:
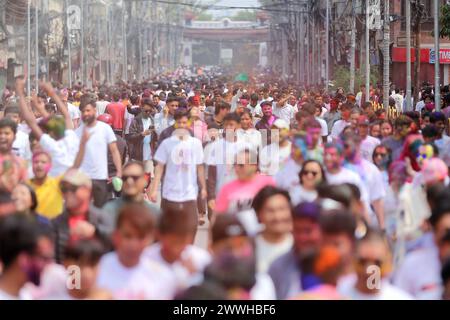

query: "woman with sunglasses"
xmin=290 ymin=160 xmax=327 ymax=206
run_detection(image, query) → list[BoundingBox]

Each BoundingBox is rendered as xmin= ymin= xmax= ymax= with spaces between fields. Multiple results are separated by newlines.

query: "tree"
xmin=411 ymin=0 xmax=427 ymax=104
xmin=439 ymin=2 xmax=450 ymax=38
xmin=231 ymin=10 xmax=257 ymax=21
xmin=196 ymin=12 xmax=213 ymax=21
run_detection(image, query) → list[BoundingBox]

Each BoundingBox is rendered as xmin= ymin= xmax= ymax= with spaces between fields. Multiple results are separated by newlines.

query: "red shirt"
xmin=106 ymin=102 xmax=126 ymax=131
xmin=68 ymin=214 xmax=87 ymax=243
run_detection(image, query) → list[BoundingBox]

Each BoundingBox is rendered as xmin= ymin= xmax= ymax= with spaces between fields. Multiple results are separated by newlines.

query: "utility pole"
xmin=80 ymin=0 xmax=85 ymax=86
xmin=350 ymin=0 xmax=356 ymax=93
xmin=365 ymin=0 xmax=370 ymax=102
xmin=299 ymin=8 xmax=305 ymax=84
xmin=27 ymin=0 xmax=31 ymax=94
xmin=122 ymin=6 xmax=127 ymax=82
xmin=35 ymin=0 xmax=39 ymax=90
xmin=325 ymin=0 xmax=330 ymax=92
xmin=434 ymin=0 xmax=441 ymax=110
xmin=281 ymin=28 xmax=288 ymax=79
xmin=65 ymin=0 xmax=72 ymax=88
xmin=306 ymin=6 xmax=310 ymax=86
xmin=312 ymin=15 xmax=316 ymax=85
xmin=296 ymin=9 xmax=300 ymax=84
xmin=383 ymin=0 xmax=390 ymax=109
xmin=406 ymin=0 xmax=412 ymax=111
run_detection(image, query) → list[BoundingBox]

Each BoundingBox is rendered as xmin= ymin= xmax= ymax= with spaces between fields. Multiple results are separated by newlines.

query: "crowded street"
xmin=0 ymin=0 xmax=450 ymax=302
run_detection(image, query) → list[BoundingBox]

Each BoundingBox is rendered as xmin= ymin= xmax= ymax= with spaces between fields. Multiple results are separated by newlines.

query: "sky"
xmin=200 ymin=0 xmax=260 ymax=18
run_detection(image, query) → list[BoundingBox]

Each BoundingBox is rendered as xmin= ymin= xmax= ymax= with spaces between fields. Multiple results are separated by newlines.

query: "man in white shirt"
xmin=275 ymin=134 xmax=307 ymax=199
xmin=324 ymin=141 xmax=370 ymax=215
xmin=330 ymin=103 xmax=352 ymax=141
xmin=144 ymin=208 xmax=211 ymax=292
xmin=154 ymin=96 xmax=178 ymax=135
xmin=149 ymin=110 xmax=206 ymax=224
xmin=59 ymin=89 xmax=81 ymax=129
xmin=338 ymin=229 xmax=413 ymax=300
xmin=303 ymin=104 xmax=328 ymax=144
xmin=75 ymin=94 xmax=123 ymax=208
xmin=95 ymin=92 xmax=109 ymax=116
xmin=97 ymin=203 xmax=176 ymax=299
xmin=205 ymin=112 xmax=246 ymax=213
xmin=272 ymin=94 xmax=296 ymax=124
xmin=252 ymin=186 xmax=293 ymax=274
xmin=357 ymin=115 xmax=380 ymax=162
xmin=3 ymin=105 xmax=31 ymax=161
xmin=259 ymin=119 xmax=292 ymax=176
xmin=16 ymin=79 xmax=80 ymax=177
xmin=341 ymin=131 xmax=385 ymax=228
xmin=0 ymin=215 xmax=54 ymax=300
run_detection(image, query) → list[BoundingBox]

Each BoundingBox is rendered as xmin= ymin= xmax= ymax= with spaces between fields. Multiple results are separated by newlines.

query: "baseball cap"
xmin=292 ymin=202 xmax=321 ymax=221
xmin=212 ymin=215 xmax=248 ymax=244
xmin=272 ymin=119 xmax=289 ymax=130
xmin=61 ymin=168 xmax=92 ymax=189
xmin=260 ymin=101 xmax=272 ymax=108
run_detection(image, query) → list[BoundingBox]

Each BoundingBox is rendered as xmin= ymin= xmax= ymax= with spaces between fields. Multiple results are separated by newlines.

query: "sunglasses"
xmin=302 ymin=170 xmax=319 ymax=177
xmin=356 ymin=257 xmax=383 ymax=267
xmin=60 ymin=183 xmax=79 ymax=194
xmin=143 ymin=109 xmax=153 ymax=114
xmin=123 ymin=175 xmax=141 ymax=182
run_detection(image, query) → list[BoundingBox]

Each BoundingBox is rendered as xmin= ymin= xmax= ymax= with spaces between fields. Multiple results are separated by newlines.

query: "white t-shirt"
xmin=393 ymin=246 xmax=443 ymax=300
xmin=142 ymin=117 xmax=153 ymax=161
xmin=273 ymin=103 xmax=296 ymax=124
xmin=154 ymin=112 xmax=175 ymax=135
xmin=96 ymin=100 xmax=109 ymax=116
xmin=154 ymin=135 xmax=204 ymax=202
xmin=259 ymin=142 xmax=292 ymax=176
xmin=12 ymin=130 xmax=31 ymax=161
xmin=255 ymin=234 xmax=293 ymax=274
xmin=39 ymin=130 xmax=80 ymax=177
xmin=346 ymin=159 xmax=385 ymax=203
xmin=360 ymin=136 xmax=381 ymax=162
xmin=338 ymin=278 xmax=413 ymax=300
xmin=251 ymin=273 xmax=277 ymax=300
xmin=274 ymin=157 xmax=302 ymax=197
xmin=204 ymin=138 xmax=247 ymax=195
xmin=330 ymin=120 xmax=350 ymax=140
xmin=124 ymin=105 xmax=139 ymax=135
xmin=326 ymin=167 xmax=370 ymax=207
xmin=67 ymin=103 xmax=80 ymax=121
xmin=290 ymin=184 xmax=318 ymax=206
xmin=96 ymin=252 xmax=176 ymax=300
xmin=236 ymin=129 xmax=262 ymax=152
xmin=316 ymin=117 xmax=329 ymax=137
xmin=144 ymin=243 xmax=212 ymax=291
xmin=75 ymin=121 xmax=117 ymax=180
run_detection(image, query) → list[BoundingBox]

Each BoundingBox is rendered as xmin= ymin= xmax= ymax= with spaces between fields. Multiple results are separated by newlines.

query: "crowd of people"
xmin=1 ymin=66 xmax=450 ymax=300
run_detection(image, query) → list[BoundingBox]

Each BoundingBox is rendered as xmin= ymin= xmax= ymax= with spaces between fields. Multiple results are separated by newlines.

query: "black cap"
xmin=212 ymin=215 xmax=248 ymax=244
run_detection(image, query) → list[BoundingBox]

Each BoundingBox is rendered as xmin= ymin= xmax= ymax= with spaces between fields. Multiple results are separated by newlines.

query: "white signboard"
xmin=369 ymin=0 xmax=381 ymax=30
xmin=67 ymin=5 xmax=81 ymax=31
xmin=220 ymin=49 xmax=233 ymax=60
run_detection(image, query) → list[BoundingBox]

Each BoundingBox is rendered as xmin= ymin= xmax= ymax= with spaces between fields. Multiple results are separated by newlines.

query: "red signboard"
xmin=392 ymin=47 xmax=430 ymax=63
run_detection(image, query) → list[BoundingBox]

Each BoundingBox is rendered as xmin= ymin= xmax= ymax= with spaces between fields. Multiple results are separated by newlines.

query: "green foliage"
xmin=332 ymin=66 xmax=380 ymax=93
xmin=196 ymin=12 xmax=214 ymax=21
xmin=230 ymin=10 xmax=257 ymax=21
xmin=439 ymin=4 xmax=450 ymax=39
